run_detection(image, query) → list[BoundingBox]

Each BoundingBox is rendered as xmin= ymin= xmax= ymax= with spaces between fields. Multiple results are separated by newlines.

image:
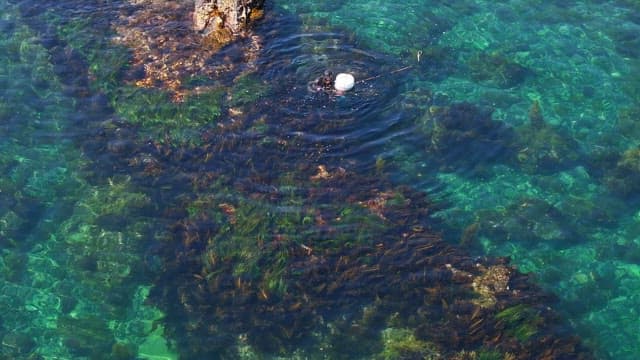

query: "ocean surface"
xmin=1 ymin=0 xmax=640 ymax=359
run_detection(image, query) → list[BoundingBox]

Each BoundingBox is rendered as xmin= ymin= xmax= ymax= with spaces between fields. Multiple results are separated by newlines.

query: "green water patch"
xmin=51 ymin=15 xmax=131 ymax=93
xmin=0 ymin=2 xmax=178 ymax=358
xmin=279 ymin=0 xmax=456 ymax=57
xmin=380 ymin=1 xmax=640 ymax=358
xmin=0 ymin=2 xmax=78 ymax=252
xmin=416 ymin=0 xmax=634 ymax=150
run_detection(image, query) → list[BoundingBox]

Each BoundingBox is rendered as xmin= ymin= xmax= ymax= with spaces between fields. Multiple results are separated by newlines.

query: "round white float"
xmin=334 ymin=73 xmax=355 ymax=92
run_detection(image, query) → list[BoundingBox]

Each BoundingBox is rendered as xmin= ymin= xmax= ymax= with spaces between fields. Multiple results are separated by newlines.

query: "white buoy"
xmin=334 ymin=73 xmax=355 ymax=92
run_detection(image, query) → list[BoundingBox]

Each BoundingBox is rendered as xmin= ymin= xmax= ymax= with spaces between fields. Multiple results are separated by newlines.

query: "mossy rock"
xmin=378 ymin=328 xmax=440 ymax=360
xmin=419 ymin=102 xmax=515 ymax=173
xmin=476 ymin=197 xmax=581 ymax=248
xmin=513 ymin=122 xmax=582 ymax=174
xmin=615 ymin=106 xmax=640 ymax=140
xmin=603 ymin=146 xmax=640 ymax=196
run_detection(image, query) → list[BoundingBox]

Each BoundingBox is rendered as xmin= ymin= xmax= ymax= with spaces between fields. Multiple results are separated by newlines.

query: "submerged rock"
xmin=418 ymin=102 xmax=515 ymax=173
xmin=602 ymin=146 xmax=640 ymax=196
xmin=476 ymin=197 xmax=582 ymax=248
xmin=113 ymin=0 xmax=265 ymax=100
xmin=512 ymin=100 xmax=583 ymax=174
xmin=467 ymin=51 xmax=532 ymax=89
xmin=1 ymin=332 xmax=36 ymax=356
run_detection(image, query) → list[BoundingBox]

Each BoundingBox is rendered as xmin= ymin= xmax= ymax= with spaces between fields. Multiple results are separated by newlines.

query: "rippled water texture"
xmin=2 ymin=0 xmax=640 ymax=359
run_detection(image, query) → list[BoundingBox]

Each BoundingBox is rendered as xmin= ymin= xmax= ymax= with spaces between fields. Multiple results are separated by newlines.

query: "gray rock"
xmin=193 ymin=0 xmax=265 ymax=35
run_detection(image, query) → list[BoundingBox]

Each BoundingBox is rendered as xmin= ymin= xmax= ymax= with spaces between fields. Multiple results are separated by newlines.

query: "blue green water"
xmin=2 ymin=0 xmax=640 ymax=358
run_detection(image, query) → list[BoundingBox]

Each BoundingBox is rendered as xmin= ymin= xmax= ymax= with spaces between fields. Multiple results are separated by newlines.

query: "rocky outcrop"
xmin=111 ymin=0 xmax=265 ymax=100
xmin=194 ymin=0 xmax=265 ymax=41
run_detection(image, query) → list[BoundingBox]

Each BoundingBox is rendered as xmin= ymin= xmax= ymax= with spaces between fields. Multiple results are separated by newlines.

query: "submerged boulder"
xmin=418 ymin=102 xmax=516 ymax=173
xmin=512 ymin=100 xmax=583 ymax=174
xmin=603 ymin=146 xmax=640 ymax=196
xmin=194 ymin=0 xmax=265 ymax=50
xmin=113 ymin=0 xmax=265 ymax=100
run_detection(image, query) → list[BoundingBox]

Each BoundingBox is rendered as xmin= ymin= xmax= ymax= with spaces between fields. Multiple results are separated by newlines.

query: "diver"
xmin=308 ymin=70 xmax=355 ymax=95
xmin=308 ymin=70 xmax=335 ymax=93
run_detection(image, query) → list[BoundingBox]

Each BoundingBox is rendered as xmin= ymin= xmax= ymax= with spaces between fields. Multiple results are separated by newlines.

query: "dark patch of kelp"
xmin=6 ymin=1 xmax=596 ymax=359
xmin=150 ymin=162 xmax=593 ymax=359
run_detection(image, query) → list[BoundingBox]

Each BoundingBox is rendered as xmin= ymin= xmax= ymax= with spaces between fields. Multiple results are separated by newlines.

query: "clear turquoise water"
xmin=2 ymin=0 xmax=640 ymax=359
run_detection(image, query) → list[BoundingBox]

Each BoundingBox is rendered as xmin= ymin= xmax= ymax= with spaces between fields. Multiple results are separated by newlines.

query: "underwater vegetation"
xmin=379 ymin=328 xmax=440 ymax=360
xmin=604 ymin=22 xmax=640 ymax=59
xmin=417 ymin=102 xmax=515 ymax=174
xmin=495 ymin=304 xmax=543 ymax=342
xmin=614 ymin=106 xmax=640 ymax=145
xmin=226 ymin=72 xmax=270 ymax=108
xmin=578 ymin=104 xmax=640 ymax=200
xmin=597 ymin=145 xmax=640 ymax=198
xmin=466 ymin=51 xmax=532 ymax=89
xmin=113 ymin=85 xmax=225 ymax=143
xmin=111 ymin=0 xmax=264 ymax=101
xmin=413 ymin=95 xmax=586 ymax=178
xmin=412 ymin=45 xmax=459 ymax=82
xmin=511 ymin=100 xmax=584 ymax=174
xmin=151 ymin=174 xmax=594 ymax=359
xmin=0 ymin=3 xmax=178 ymax=358
xmin=41 ymin=0 xmax=270 ymax=146
xmin=136 ymin=62 xmax=592 ymax=358
xmin=471 ymin=197 xmax=582 ymax=252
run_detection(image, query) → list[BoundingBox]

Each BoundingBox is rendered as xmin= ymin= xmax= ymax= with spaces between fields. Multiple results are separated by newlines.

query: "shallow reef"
xmin=511 ymin=101 xmax=584 ymax=174
xmin=599 ymin=146 xmax=640 ymax=197
xmin=466 ymin=51 xmax=532 ymax=89
xmin=417 ymin=101 xmax=516 ymax=174
xmin=111 ymin=0 xmax=264 ymax=101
